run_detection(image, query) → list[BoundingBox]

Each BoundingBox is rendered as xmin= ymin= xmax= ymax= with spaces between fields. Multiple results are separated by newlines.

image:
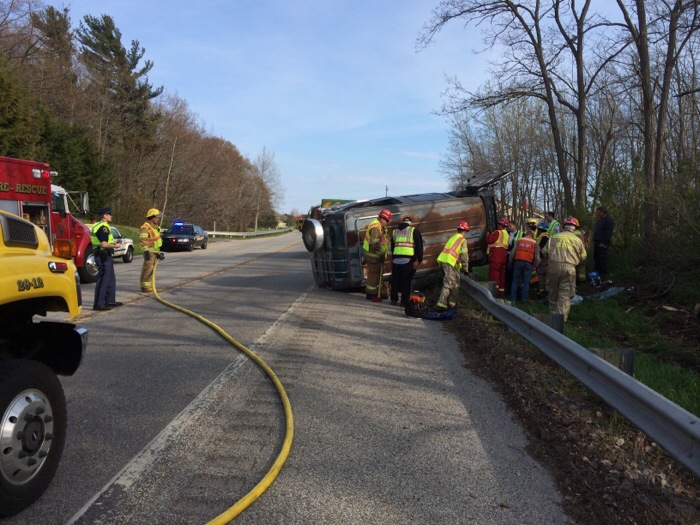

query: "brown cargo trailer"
xmin=302 ymin=171 xmax=509 ymax=290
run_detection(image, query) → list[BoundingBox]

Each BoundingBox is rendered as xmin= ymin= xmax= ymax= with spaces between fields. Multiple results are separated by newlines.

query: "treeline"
xmin=421 ymin=1 xmax=699 ymax=301
xmin=0 ymin=1 xmax=281 ymax=230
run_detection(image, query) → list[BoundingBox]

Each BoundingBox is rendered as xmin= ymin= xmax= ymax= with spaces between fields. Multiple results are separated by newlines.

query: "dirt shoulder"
xmin=443 ymin=298 xmax=700 ymax=524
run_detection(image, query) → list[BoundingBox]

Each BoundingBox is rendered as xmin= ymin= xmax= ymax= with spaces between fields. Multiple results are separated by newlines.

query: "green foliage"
xmin=37 ymin=115 xmax=117 ymax=211
xmin=0 ymin=56 xmax=42 ymax=157
xmin=595 ymin=159 xmax=645 ymax=249
xmin=635 ymin=354 xmax=700 ymax=417
xmin=258 ymin=212 xmax=278 ymax=229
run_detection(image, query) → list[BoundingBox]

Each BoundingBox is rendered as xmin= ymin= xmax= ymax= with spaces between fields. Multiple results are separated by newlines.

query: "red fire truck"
xmin=0 ymin=156 xmax=98 ymax=283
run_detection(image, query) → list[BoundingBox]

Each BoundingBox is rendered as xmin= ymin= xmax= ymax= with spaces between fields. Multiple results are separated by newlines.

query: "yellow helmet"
xmin=525 ymin=218 xmax=538 ymax=226
xmin=147 ymin=208 xmax=161 ymax=219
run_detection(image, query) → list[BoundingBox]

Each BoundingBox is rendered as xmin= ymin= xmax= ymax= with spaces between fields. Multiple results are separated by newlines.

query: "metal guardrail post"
xmin=460 ymin=275 xmax=700 ymax=479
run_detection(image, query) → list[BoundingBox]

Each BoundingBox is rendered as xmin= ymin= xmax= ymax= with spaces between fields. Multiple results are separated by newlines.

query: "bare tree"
xmin=251 ymin=147 xmax=284 ymax=232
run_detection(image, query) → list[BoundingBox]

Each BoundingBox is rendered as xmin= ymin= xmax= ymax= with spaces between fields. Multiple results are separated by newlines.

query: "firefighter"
xmin=544 ymin=216 xmax=587 ymax=321
xmin=90 ymin=207 xmax=123 ymax=311
xmin=570 ymin=217 xmax=587 ymax=282
xmin=390 ymin=216 xmax=423 ymax=307
xmin=535 ymin=224 xmax=551 ymax=294
xmin=363 ymin=208 xmax=391 ymax=300
xmin=140 ymin=208 xmax=163 ymax=293
xmin=508 ymin=220 xmax=540 ymax=303
xmin=486 ymin=218 xmax=510 ymax=297
xmin=436 ymin=221 xmax=470 ymax=311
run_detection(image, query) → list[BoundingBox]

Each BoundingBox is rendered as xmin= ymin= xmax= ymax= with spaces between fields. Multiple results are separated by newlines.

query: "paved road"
xmin=6 ymin=232 xmax=568 ymax=524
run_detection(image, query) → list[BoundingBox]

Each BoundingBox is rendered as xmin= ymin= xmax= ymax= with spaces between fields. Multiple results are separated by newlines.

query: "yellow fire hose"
xmin=151 ymin=260 xmax=294 ymax=523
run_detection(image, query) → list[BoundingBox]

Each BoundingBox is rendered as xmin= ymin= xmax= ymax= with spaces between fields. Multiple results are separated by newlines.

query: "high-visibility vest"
xmin=437 ymin=233 xmax=466 ymax=268
xmin=487 ymin=229 xmax=509 ymax=254
xmin=362 ymin=219 xmax=388 ymax=256
xmin=140 ymin=222 xmax=162 ymax=252
xmin=513 ymin=236 xmax=537 ymax=263
xmin=392 ymin=226 xmax=415 ymax=257
xmin=90 ymin=220 xmax=113 ymax=248
xmin=547 ymin=220 xmax=560 ymax=236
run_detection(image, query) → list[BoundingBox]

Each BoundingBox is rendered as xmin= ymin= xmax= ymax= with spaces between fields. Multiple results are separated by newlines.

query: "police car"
xmin=111 ymin=226 xmax=134 ymax=262
xmin=161 ymin=221 xmax=208 ymax=251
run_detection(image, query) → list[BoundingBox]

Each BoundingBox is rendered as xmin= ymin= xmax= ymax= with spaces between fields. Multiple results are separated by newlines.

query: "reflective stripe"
xmin=90 ymin=220 xmax=114 ymax=247
xmin=514 ymin=237 xmax=537 ymax=263
xmin=140 ymin=222 xmax=162 ymax=251
xmin=437 ymin=234 xmax=466 ymax=267
xmin=362 ymin=219 xmax=388 ymax=254
xmin=392 ymin=226 xmax=415 ymax=256
xmin=487 ymin=229 xmax=509 ymax=253
xmin=547 ymin=220 xmax=560 ymax=236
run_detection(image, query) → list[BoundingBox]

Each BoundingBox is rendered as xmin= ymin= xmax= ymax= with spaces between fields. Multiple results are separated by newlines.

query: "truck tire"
xmin=122 ymin=247 xmax=134 ymax=263
xmin=302 ymin=219 xmax=324 ymax=252
xmin=78 ymin=245 xmax=98 ymax=284
xmin=0 ymin=360 xmax=67 ymax=517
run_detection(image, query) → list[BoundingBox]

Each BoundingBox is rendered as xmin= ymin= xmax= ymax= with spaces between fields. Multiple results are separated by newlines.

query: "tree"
xmin=0 ymin=54 xmax=42 ymax=157
xmin=251 ymin=147 xmax=284 ymax=232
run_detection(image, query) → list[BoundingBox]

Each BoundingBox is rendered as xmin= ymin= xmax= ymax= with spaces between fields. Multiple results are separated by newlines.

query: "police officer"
xmin=140 ymin=208 xmax=163 ymax=293
xmin=90 ymin=207 xmax=122 ymax=311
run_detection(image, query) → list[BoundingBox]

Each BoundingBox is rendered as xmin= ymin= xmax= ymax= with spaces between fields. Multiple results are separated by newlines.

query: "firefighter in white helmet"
xmin=543 ymin=216 xmax=587 ymax=321
xmin=435 ymin=221 xmax=470 ymax=311
xmin=139 ymin=208 xmax=163 ymax=293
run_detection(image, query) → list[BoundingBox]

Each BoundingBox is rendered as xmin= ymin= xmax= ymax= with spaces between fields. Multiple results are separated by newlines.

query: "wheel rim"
xmin=85 ymin=252 xmax=98 ymax=277
xmin=1 ymin=390 xmax=54 ymax=485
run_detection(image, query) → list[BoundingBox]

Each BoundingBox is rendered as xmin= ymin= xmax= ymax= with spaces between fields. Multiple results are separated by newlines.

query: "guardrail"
xmin=207 ymin=228 xmax=294 ymax=239
xmin=460 ymin=275 xmax=700 ymax=479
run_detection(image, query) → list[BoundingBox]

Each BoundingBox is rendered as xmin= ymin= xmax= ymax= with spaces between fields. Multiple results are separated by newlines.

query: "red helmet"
xmin=497 ymin=218 xmax=509 ymax=228
xmin=379 ymin=209 xmax=392 ymax=221
xmin=457 ymin=221 xmax=470 ymax=232
xmin=565 ymin=216 xmax=580 ymax=228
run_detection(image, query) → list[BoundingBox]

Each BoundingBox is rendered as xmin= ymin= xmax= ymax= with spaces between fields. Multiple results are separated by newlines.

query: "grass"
xmin=467 ymin=253 xmax=699 ymax=416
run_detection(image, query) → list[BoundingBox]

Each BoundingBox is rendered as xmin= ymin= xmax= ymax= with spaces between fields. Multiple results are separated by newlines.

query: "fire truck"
xmin=0 ymin=156 xmax=97 ymax=283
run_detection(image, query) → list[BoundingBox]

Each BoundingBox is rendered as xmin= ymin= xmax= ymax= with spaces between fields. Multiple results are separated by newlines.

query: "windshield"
xmin=169 ymin=225 xmax=194 ymax=235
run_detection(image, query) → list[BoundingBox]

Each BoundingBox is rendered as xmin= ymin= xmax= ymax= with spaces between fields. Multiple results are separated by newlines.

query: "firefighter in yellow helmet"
xmin=543 ymin=216 xmax=587 ymax=321
xmin=139 ymin=208 xmax=163 ymax=292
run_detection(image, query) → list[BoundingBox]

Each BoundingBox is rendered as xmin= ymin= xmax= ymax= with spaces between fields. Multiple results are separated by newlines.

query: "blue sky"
xmin=61 ymin=1 xmax=489 ymax=214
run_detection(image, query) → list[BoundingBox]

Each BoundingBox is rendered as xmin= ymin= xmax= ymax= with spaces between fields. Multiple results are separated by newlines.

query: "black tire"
xmin=122 ymin=247 xmax=134 ymax=263
xmin=0 ymin=360 xmax=66 ymax=517
xmin=187 ymin=243 xmax=194 ymax=252
xmin=201 ymin=240 xmax=208 ymax=250
xmin=77 ymin=245 xmax=98 ymax=284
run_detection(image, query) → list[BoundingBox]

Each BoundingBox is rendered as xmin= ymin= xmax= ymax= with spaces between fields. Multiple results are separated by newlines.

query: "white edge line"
xmin=65 ymin=286 xmax=313 ymax=525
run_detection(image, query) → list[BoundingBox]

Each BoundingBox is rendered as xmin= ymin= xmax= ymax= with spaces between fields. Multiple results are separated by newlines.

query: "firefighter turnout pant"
xmin=488 ymin=249 xmax=508 ymax=297
xmin=437 ymin=262 xmax=460 ymax=309
xmin=365 ymin=257 xmax=387 ymax=298
xmin=140 ymin=251 xmax=157 ymax=292
xmin=547 ymin=262 xmax=577 ymax=321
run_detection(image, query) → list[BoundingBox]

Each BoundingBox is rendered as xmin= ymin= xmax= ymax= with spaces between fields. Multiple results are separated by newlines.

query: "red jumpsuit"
xmin=486 ymin=228 xmax=509 ymax=297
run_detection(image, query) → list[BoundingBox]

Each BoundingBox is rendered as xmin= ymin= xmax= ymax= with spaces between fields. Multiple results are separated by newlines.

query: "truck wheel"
xmin=0 ymin=360 xmax=66 ymax=517
xmin=122 ymin=247 xmax=134 ymax=263
xmin=302 ymin=219 xmax=324 ymax=252
xmin=78 ymin=246 xmax=98 ymax=284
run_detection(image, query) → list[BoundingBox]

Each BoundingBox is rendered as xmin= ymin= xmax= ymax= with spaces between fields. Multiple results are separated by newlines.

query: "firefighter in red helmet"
xmin=363 ymin=208 xmax=392 ymax=300
xmin=435 ymin=221 xmax=470 ymax=311
xmin=486 ymin=218 xmax=510 ymax=297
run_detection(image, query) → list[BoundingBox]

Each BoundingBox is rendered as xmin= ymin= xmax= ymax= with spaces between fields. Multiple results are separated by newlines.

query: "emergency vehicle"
xmin=301 ymin=170 xmax=509 ymax=290
xmin=0 ymin=209 xmax=87 ymax=516
xmin=0 ymin=156 xmax=97 ymax=283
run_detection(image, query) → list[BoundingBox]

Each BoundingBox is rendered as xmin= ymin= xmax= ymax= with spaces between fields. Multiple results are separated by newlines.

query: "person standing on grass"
xmin=544 ymin=217 xmax=587 ymax=321
xmin=593 ymin=206 xmax=614 ymax=275
xmin=509 ymin=221 xmax=540 ymax=303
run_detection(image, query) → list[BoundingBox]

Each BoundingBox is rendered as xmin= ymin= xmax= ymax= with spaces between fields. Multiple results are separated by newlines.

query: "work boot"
xmin=141 ymin=288 xmax=153 ymax=293
xmin=366 ymin=293 xmax=373 ymax=301
xmin=108 ymin=302 xmax=124 ymax=307
xmin=92 ymin=305 xmax=112 ymax=311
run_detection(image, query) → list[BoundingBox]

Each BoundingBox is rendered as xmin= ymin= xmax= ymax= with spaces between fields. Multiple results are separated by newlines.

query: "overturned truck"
xmin=302 ymin=171 xmax=509 ymax=290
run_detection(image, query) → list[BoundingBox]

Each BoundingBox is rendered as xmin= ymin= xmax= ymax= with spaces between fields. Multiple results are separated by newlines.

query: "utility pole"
xmin=385 ymin=185 xmax=388 ymax=197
